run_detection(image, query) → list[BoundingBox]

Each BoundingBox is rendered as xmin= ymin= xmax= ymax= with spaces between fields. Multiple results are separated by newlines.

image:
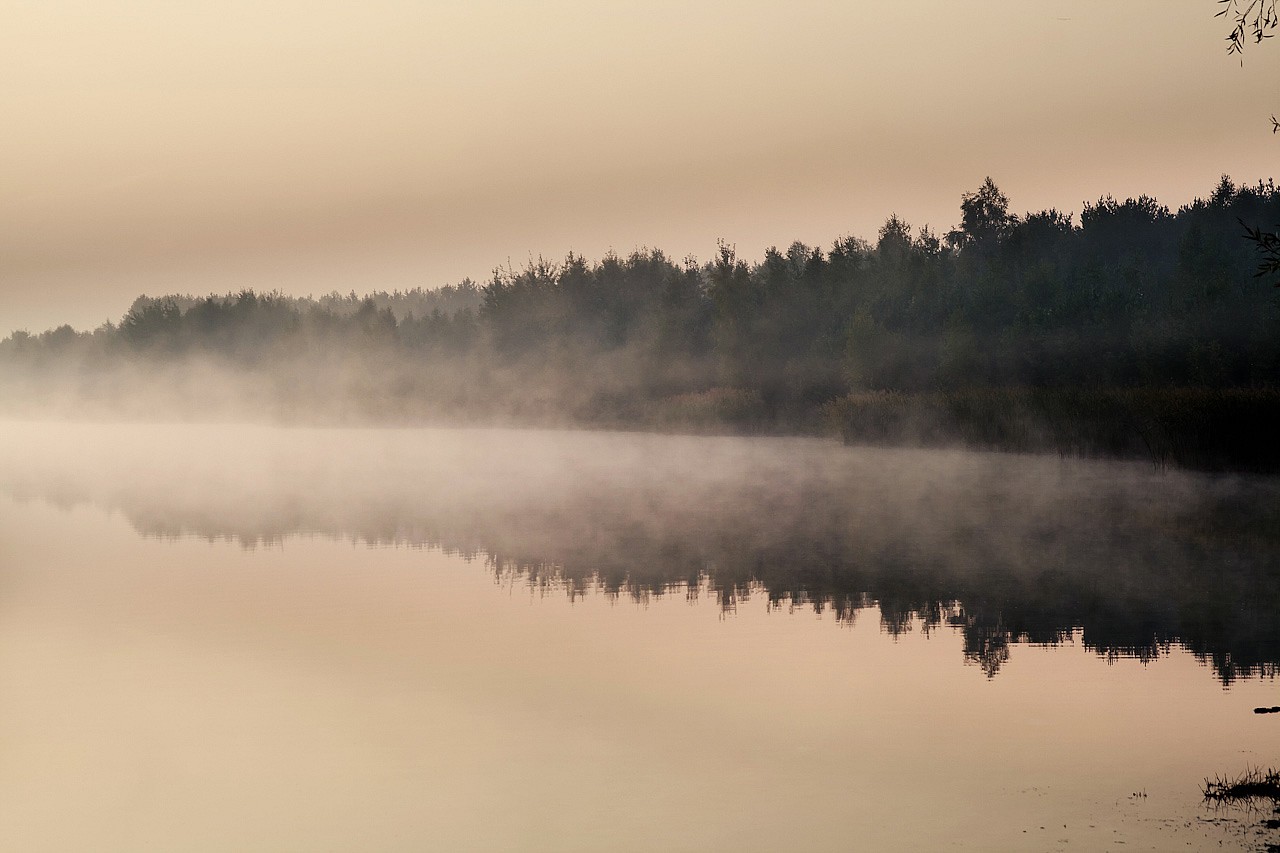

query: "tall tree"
xmin=946 ymin=178 xmax=1016 ymax=252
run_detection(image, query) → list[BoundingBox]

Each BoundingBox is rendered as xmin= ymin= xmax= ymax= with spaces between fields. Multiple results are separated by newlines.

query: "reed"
xmin=1203 ymin=766 xmax=1280 ymax=803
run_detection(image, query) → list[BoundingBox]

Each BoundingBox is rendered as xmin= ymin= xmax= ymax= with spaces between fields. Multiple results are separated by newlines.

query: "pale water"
xmin=2 ymin=421 xmax=1279 ymax=851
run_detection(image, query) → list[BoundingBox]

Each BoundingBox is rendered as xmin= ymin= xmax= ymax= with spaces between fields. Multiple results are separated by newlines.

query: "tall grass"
xmin=1203 ymin=766 xmax=1280 ymax=803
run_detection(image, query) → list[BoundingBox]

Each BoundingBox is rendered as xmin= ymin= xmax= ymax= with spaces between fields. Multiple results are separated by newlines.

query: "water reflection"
xmin=2 ymin=421 xmax=1278 ymax=682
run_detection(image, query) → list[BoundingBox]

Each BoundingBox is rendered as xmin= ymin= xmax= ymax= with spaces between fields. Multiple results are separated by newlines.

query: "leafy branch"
xmin=1240 ymin=218 xmax=1280 ymax=284
xmin=1217 ymin=0 xmax=1278 ymax=57
xmin=1218 ymin=2 xmax=1280 ymax=283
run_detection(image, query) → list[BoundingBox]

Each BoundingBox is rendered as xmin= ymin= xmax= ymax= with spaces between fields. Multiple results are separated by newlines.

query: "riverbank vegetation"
xmin=1204 ymin=767 xmax=1280 ymax=803
xmin=825 ymin=387 xmax=1280 ymax=472
xmin=3 ymin=176 xmax=1279 ymax=469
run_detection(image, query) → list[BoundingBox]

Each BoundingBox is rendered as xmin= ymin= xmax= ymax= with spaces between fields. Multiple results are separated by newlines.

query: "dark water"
xmin=2 ymin=421 xmax=1280 ymax=851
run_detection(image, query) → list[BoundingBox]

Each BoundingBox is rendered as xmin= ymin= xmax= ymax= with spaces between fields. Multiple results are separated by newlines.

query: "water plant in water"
xmin=1203 ymin=766 xmax=1280 ymax=803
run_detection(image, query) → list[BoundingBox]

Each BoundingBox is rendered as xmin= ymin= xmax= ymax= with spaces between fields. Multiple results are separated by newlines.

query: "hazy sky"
xmin=3 ymin=0 xmax=1279 ymax=332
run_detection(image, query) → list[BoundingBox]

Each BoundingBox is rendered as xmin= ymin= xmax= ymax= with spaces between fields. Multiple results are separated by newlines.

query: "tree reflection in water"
xmin=2 ymin=422 xmax=1278 ymax=683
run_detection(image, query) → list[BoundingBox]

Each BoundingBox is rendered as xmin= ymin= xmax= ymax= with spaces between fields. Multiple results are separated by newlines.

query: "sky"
xmin=3 ymin=0 xmax=1279 ymax=333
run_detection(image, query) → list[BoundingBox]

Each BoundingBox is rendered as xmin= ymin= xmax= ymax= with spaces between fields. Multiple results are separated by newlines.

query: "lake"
xmin=2 ymin=421 xmax=1279 ymax=851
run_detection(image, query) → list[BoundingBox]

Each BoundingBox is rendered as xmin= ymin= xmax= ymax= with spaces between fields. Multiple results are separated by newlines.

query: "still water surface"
xmin=2 ymin=421 xmax=1280 ymax=851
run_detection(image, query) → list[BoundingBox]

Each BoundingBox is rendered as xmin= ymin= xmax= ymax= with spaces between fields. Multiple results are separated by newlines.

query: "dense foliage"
xmin=4 ymin=177 xmax=1279 ymax=460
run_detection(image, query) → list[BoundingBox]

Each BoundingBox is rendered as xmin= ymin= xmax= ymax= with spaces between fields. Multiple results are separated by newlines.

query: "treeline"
xmin=3 ymin=176 xmax=1280 ymax=458
xmin=124 ymin=280 xmax=484 ymax=326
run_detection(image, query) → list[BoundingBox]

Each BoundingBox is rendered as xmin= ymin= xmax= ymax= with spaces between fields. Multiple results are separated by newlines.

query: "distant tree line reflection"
xmin=2 ymin=425 xmax=1276 ymax=683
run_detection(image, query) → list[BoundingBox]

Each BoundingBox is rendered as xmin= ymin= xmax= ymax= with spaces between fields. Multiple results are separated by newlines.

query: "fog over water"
xmin=3 ymin=420 xmax=1280 ymax=851
xmin=8 ymin=1 xmax=1280 ymax=848
xmin=4 ymin=421 xmax=1279 ymax=680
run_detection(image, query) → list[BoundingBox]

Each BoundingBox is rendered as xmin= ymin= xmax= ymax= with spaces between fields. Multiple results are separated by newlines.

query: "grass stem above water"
xmin=1203 ymin=767 xmax=1280 ymax=802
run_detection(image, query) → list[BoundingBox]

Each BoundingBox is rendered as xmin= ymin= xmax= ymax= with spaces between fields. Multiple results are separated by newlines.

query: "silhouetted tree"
xmin=946 ymin=177 xmax=1016 ymax=252
xmin=3 ymin=175 xmax=1279 ymax=441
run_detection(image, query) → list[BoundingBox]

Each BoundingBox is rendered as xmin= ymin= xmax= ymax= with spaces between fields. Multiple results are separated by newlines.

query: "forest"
xmin=4 ymin=176 xmax=1280 ymax=469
